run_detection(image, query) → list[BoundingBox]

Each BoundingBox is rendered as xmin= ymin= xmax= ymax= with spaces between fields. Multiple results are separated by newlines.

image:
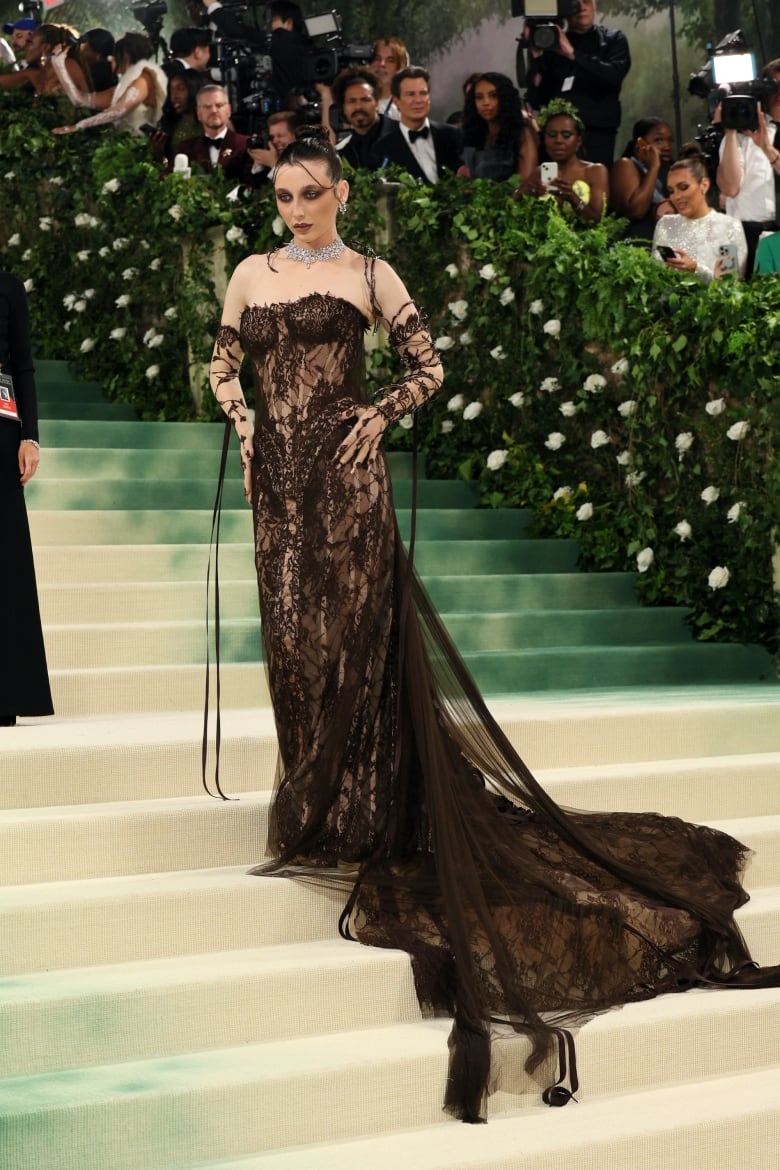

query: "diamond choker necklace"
xmin=285 ymin=236 xmax=345 ymax=268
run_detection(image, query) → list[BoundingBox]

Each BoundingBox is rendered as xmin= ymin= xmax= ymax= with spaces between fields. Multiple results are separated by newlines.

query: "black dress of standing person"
xmin=0 ymin=272 xmax=53 ymax=726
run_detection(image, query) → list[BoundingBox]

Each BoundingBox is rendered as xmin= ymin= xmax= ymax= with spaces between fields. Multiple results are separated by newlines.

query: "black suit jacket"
xmin=178 ymin=128 xmax=252 ymax=182
xmin=369 ymin=121 xmax=462 ymax=184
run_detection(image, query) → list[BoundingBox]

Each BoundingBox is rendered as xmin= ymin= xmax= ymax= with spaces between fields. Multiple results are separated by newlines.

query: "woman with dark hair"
xmin=0 ymin=271 xmax=54 ymax=726
xmin=76 ymin=27 xmax=117 ymax=93
xmin=459 ymin=71 xmax=538 ymax=181
xmin=157 ymin=68 xmax=209 ymax=154
xmin=611 ymin=117 xmax=675 ymax=240
xmin=653 ymin=156 xmax=747 ymax=281
xmin=208 ymin=125 xmax=779 ymax=1125
xmin=51 ymin=30 xmax=166 ymax=134
xmin=516 ymin=98 xmax=608 ymax=222
xmin=0 ymin=22 xmax=86 ymax=95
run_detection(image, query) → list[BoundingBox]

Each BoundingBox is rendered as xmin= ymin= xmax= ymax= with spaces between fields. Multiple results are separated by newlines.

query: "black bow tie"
xmin=408 ymin=126 xmax=429 ymax=143
xmin=205 ymin=135 xmax=226 ymax=147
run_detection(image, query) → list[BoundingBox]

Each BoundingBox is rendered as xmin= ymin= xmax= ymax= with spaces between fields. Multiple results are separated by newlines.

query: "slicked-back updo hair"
xmin=275 ymin=125 xmax=343 ymax=185
xmin=621 ymin=116 xmax=664 ymax=158
xmin=462 ymin=71 xmax=527 ymax=153
xmin=668 ymin=156 xmax=708 ymax=184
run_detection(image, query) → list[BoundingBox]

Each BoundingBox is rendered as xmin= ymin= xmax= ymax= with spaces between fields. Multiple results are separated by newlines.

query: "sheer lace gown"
xmin=210 ymin=258 xmax=779 ymax=1123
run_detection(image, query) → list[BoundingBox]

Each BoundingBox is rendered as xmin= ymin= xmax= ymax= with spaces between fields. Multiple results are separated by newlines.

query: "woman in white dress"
xmin=652 ymin=156 xmax=747 ymax=281
xmin=51 ymin=31 xmax=166 ymax=136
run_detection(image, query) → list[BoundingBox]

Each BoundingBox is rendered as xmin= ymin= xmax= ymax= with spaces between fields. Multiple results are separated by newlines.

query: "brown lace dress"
xmin=210 ymin=255 xmax=779 ymax=1123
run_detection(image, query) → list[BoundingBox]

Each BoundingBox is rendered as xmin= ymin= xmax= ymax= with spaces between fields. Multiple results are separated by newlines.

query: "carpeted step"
xmin=163 ymin=1068 xmax=780 ymax=1170
xmin=35 ymin=380 xmax=107 ymax=404
xmin=47 ymin=662 xmax=270 ymax=718
xmin=2 ymin=994 xmax=779 ymax=1170
xmin=38 ymin=400 xmax=139 ymax=421
xmin=38 ymin=419 xmax=236 ymax=450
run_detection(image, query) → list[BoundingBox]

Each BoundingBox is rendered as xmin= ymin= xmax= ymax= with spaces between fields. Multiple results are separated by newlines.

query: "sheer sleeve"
xmin=209 ymin=269 xmax=253 ymax=468
xmin=74 ymin=86 xmax=142 ymax=130
xmin=50 ymin=51 xmax=98 ymax=108
xmin=367 ymin=257 xmax=444 ymax=424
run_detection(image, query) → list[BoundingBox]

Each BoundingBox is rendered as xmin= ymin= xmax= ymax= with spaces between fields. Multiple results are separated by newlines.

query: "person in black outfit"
xmin=331 ymin=66 xmax=395 ymax=170
xmin=524 ymin=0 xmax=630 ymax=168
xmin=370 ymin=66 xmax=462 ymax=184
xmin=0 ymin=272 xmax=53 ymax=726
xmin=76 ymin=28 xmax=117 ymax=93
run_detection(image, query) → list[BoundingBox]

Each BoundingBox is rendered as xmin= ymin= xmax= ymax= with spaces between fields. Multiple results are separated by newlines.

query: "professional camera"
xmin=688 ymin=29 xmax=779 ymax=132
xmin=132 ymin=0 xmax=168 ymax=56
xmin=299 ymin=11 xmax=372 ymax=87
xmin=511 ymin=0 xmax=579 ymax=52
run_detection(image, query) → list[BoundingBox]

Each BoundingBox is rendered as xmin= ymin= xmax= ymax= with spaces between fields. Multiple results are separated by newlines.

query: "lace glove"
xmin=210 ymin=323 xmax=253 ymax=498
xmin=50 ymin=49 xmax=95 ymax=108
xmin=372 ymin=307 xmax=444 ymax=425
xmin=69 ymin=86 xmax=142 ymax=130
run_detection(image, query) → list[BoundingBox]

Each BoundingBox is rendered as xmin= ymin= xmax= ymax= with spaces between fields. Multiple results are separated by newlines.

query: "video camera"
xmin=511 ymin=0 xmax=581 ymax=52
xmin=689 ymin=29 xmax=779 ymax=132
xmin=131 ymin=0 xmax=168 ymax=56
xmin=299 ymin=11 xmax=372 ymax=87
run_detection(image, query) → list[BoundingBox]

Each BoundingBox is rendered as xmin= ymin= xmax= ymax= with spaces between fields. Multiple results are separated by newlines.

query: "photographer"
xmin=716 ymin=59 xmax=780 ymax=275
xmin=524 ymin=0 xmax=630 ymax=168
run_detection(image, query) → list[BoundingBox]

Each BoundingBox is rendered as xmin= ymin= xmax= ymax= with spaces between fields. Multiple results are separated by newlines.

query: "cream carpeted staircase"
xmin=1 ymin=362 xmax=779 ymax=1170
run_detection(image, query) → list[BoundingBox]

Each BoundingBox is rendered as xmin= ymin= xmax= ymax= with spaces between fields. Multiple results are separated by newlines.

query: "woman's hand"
xmin=514 ymin=169 xmax=546 ymax=199
xmin=52 ymin=124 xmax=77 ymax=135
xmin=550 ymin=175 xmax=579 ymax=205
xmin=234 ymin=418 xmax=254 ymax=505
xmin=18 ymin=441 xmax=39 ymax=485
xmin=335 ymin=405 xmax=386 ymax=468
xmin=664 ymin=249 xmax=697 ymax=273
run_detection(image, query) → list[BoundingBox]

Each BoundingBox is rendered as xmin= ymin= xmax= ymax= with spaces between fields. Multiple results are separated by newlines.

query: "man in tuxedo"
xmin=178 ymin=84 xmax=252 ymax=182
xmin=369 ymin=67 xmax=462 ymax=184
xmin=164 ymin=27 xmax=212 ymax=78
xmin=330 ymin=66 xmax=395 ymax=170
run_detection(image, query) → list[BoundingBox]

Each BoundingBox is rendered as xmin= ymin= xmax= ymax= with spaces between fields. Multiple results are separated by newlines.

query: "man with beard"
xmin=330 ymin=67 xmax=395 ymax=170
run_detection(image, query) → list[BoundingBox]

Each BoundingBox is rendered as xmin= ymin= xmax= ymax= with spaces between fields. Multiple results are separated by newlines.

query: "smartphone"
xmin=138 ymin=123 xmax=158 ymax=136
xmin=657 ymin=244 xmax=678 ymax=260
xmin=718 ymin=242 xmax=739 ymax=272
xmin=540 ymin=161 xmax=558 ymax=187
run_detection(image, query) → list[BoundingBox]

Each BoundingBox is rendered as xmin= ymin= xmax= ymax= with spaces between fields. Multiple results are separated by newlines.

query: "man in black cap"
xmin=2 ymin=18 xmax=37 ymax=67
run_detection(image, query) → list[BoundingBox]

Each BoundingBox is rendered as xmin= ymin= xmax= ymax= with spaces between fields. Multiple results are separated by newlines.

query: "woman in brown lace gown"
xmin=209 ymin=128 xmax=780 ymax=1124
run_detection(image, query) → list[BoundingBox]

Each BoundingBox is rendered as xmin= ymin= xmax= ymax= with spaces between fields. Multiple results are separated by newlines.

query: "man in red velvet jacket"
xmin=177 ymin=83 xmax=252 ymax=182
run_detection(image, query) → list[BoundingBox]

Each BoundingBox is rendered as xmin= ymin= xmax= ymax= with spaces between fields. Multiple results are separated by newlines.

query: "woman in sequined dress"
xmin=208 ymin=127 xmax=779 ymax=1125
xmin=652 ymin=156 xmax=747 ymax=280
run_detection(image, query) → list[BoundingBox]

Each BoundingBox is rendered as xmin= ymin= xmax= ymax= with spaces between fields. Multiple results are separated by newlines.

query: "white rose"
xmin=611 ymin=357 xmax=629 ymax=375
xmin=726 ymin=502 xmax=745 ymax=523
xmin=145 ymin=364 xmax=160 ymax=380
xmin=625 ymin=471 xmax=646 ymax=487
xmin=529 ymin=299 xmax=544 ymax=315
xmin=115 ymin=295 xmax=130 ymax=308
xmin=38 ymin=217 xmax=52 ymax=231
xmin=508 ymin=392 xmax=524 ymax=407
xmin=448 ymin=299 xmax=468 ymax=320
xmin=143 ymin=328 xmax=156 ymax=343
xmin=150 ymin=258 xmax=162 ymax=271
xmin=398 ymin=414 xmax=414 ymax=430
xmin=164 ymin=307 xmax=178 ymax=320
xmin=616 ymin=451 xmax=631 ymax=466
xmin=226 ymin=225 xmax=246 ymax=244
xmin=673 ymin=520 xmax=692 ymax=541
xmin=700 ymin=485 xmax=720 ymax=505
xmin=486 ymin=449 xmax=508 ymax=471
xmin=112 ymin=237 xmax=129 ymax=250
xmin=576 ymin=502 xmax=593 ymax=521
xmin=435 ymin=335 xmax=455 ymax=351
xmin=23 ymin=279 xmax=34 ymax=293
xmin=168 ymin=204 xmax=183 ymax=220
xmin=636 ymin=547 xmax=654 ymax=573
xmin=499 ymin=286 xmax=515 ymax=306
xmin=463 ymin=402 xmax=483 ymax=421
xmin=441 ymin=418 xmax=454 ymax=433
xmin=590 ymin=430 xmax=610 ymax=448
xmin=559 ymin=401 xmax=576 ymax=417
xmin=271 ymin=215 xmax=285 ymax=237
xmin=21 ymin=249 xmax=31 ymax=261
xmin=73 ymin=300 xmax=87 ymax=313
xmin=675 ymin=432 xmax=693 ymax=459
xmin=63 ymin=294 xmax=76 ymax=310
xmin=447 ymin=394 xmax=465 ymax=412
xmin=147 ymin=333 xmax=164 ymax=348
xmin=64 ymin=321 xmax=71 ymax=332
xmin=583 ymin=373 xmax=607 ymax=392
xmin=4 ymin=171 xmax=15 ymax=180
xmin=7 ymin=233 xmax=20 ymax=246
xmin=553 ymin=486 xmax=572 ymax=500
xmin=76 ymin=250 xmax=91 ymax=262
xmin=708 ymin=565 xmax=730 ymax=590
xmin=544 ymin=432 xmax=565 ymax=451
xmin=540 ymin=377 xmax=560 ymax=393
xmin=98 ymin=246 xmax=110 ymax=258
xmin=102 ymin=178 xmax=120 ymax=194
xmin=83 ymin=288 xmax=95 ymax=299
xmin=110 ymin=327 xmax=126 ymax=340
xmin=705 ymin=397 xmax=725 ymax=416
xmin=479 ymin=263 xmax=497 ymax=280
xmin=459 ymin=330 xmax=473 ymax=345
xmin=122 ymin=268 xmax=138 ymax=280
xmin=490 ymin=345 xmax=506 ymax=360
xmin=617 ymin=400 xmax=637 ymax=418
xmin=445 ymin=263 xmax=458 ymax=277
xmin=49 ymin=176 xmax=64 ymax=187
xmin=543 ymin=319 xmax=561 ymax=337
xmin=727 ymin=420 xmax=750 ymax=441
xmin=80 ymin=338 xmax=95 ymax=353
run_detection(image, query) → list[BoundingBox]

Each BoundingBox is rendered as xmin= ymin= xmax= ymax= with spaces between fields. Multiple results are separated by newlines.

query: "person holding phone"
xmin=652 ymin=156 xmax=747 ymax=282
xmin=611 ymin=117 xmax=675 ymax=240
xmin=514 ymin=98 xmax=608 ymax=222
